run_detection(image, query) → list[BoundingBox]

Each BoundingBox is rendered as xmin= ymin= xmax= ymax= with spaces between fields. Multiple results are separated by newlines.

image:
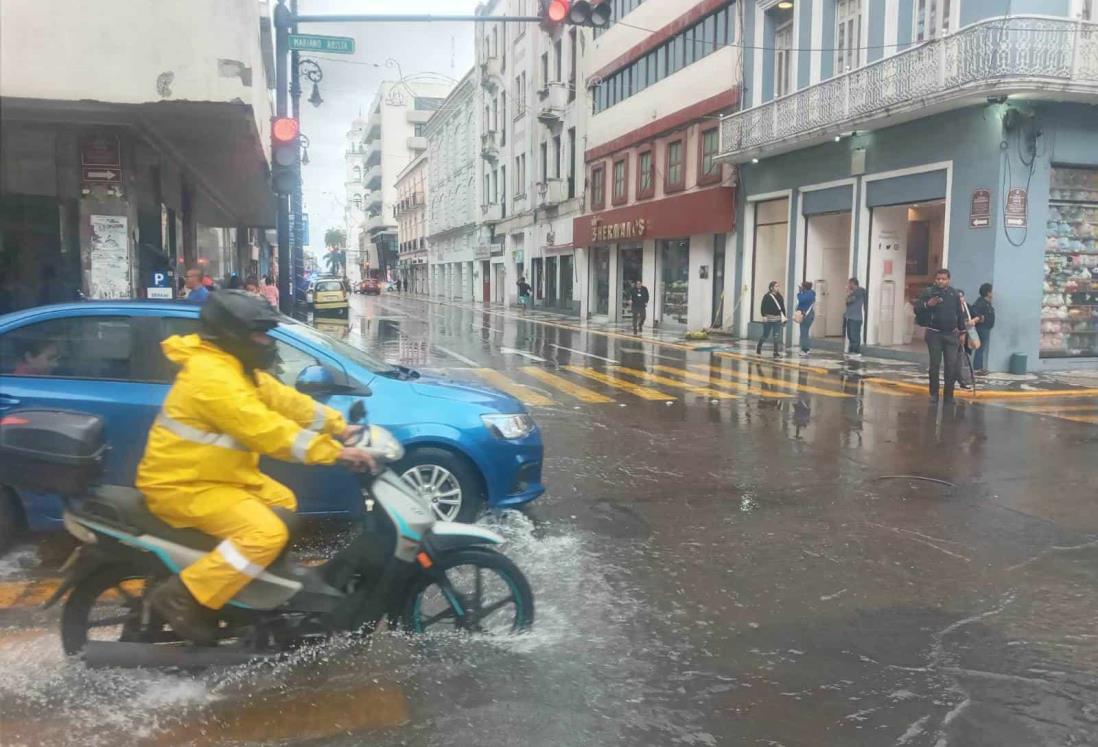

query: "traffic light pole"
xmin=289 ymin=0 xmax=305 ymax=300
xmin=273 ymin=1 xmax=292 ymax=313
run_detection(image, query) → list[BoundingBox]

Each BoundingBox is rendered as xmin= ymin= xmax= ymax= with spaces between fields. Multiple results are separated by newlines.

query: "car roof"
xmin=0 ymin=300 xmax=201 ymax=324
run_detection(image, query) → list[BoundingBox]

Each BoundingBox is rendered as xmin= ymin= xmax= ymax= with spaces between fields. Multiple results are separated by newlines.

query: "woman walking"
xmin=756 ymin=281 xmax=787 ymax=358
xmin=969 ymin=283 xmax=995 ymax=374
xmin=795 ymin=281 xmax=816 ymax=357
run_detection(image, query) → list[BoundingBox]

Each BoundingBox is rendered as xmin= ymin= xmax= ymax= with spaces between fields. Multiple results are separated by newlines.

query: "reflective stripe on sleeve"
xmin=216 ymin=540 xmax=264 ymax=578
xmin=309 ymin=403 xmax=327 ymax=431
xmin=291 ymin=429 xmax=317 ymax=463
xmin=156 ymin=413 xmax=246 ymax=451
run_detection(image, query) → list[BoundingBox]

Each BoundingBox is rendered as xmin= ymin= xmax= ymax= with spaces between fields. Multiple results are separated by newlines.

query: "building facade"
xmin=0 ymin=0 xmax=276 ymax=310
xmin=719 ymin=0 xmax=1098 ymax=370
xmin=353 ymin=80 xmax=451 ymax=283
xmin=573 ymin=0 xmax=742 ymax=330
xmin=394 ymin=153 xmax=429 ymax=294
xmin=343 ymin=117 xmax=370 ymax=285
xmin=426 ymin=71 xmax=479 ymax=300
xmin=474 ymin=0 xmax=591 ymax=311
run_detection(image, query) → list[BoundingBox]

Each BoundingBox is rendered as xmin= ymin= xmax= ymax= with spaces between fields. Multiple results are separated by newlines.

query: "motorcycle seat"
xmin=78 ymin=486 xmax=219 ymax=552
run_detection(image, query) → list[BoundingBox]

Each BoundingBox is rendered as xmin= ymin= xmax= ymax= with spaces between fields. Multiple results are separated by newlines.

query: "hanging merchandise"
xmin=1042 ymin=167 xmax=1098 ymax=358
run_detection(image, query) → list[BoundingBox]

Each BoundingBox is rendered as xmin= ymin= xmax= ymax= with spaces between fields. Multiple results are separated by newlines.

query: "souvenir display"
xmin=1042 ymin=167 xmax=1098 ymax=358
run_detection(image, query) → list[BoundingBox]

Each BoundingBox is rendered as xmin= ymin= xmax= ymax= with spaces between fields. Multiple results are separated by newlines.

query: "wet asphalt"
xmin=1 ymin=293 xmax=1096 ymax=746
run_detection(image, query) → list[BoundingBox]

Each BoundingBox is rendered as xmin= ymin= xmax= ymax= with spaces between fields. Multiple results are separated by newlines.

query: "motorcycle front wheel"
xmin=400 ymin=548 xmax=534 ymax=635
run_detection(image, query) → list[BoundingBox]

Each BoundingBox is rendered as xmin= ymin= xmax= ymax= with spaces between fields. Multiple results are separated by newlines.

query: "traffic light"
xmin=270 ymin=116 xmax=300 ymax=195
xmin=540 ymin=0 xmax=611 ymax=29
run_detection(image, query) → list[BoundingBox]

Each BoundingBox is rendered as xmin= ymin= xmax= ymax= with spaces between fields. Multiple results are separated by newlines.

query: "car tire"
xmin=0 ymin=488 xmax=27 ymax=557
xmin=396 ymin=447 xmax=485 ymax=524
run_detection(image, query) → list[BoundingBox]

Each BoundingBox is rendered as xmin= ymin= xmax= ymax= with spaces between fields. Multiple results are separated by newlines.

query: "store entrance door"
xmin=804 ymin=212 xmax=852 ymax=338
xmin=618 ymin=246 xmax=643 ymax=322
xmin=546 ymin=256 xmax=558 ymax=308
xmin=591 ymin=246 xmax=610 ymax=316
xmin=494 ymin=263 xmax=505 ymax=303
xmin=659 ymin=238 xmax=690 ymax=327
xmin=482 ymin=261 xmax=491 ymax=302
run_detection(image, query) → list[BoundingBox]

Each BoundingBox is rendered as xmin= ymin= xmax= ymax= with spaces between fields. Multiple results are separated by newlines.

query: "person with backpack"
xmin=843 ymin=278 xmax=867 ymax=357
xmin=914 ymin=269 xmax=966 ymax=404
xmin=755 ymin=281 xmax=787 ymax=358
xmin=969 ymin=283 xmax=995 ymax=374
xmin=794 ymin=281 xmax=816 ymax=357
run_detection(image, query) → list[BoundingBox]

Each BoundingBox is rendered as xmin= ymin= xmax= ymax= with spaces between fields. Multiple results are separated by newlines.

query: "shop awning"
xmin=573 ymin=187 xmax=734 ymax=247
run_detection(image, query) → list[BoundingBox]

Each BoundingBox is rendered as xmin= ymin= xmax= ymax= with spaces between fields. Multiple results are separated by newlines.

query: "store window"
xmin=637 ymin=150 xmax=655 ymax=199
xmin=698 ymin=127 xmax=721 ymax=185
xmin=591 ymin=164 xmax=606 ymax=210
xmin=836 ymin=0 xmax=862 ymax=72
xmin=665 ymin=139 xmax=685 ymax=192
xmin=751 ymin=198 xmax=790 ymax=322
xmin=612 ymin=157 xmax=629 ymax=205
xmin=659 ymin=239 xmax=690 ymax=325
xmin=1043 ymin=166 xmax=1098 ymax=359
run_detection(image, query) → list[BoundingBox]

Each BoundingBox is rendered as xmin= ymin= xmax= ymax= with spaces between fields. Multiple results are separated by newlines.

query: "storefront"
xmin=1043 ymin=166 xmax=1098 ymax=360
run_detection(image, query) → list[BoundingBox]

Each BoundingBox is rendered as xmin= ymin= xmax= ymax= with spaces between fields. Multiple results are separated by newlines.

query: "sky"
xmin=295 ymin=0 xmax=480 ymax=250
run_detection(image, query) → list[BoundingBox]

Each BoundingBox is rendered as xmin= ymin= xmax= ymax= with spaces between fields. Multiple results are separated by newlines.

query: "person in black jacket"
xmin=969 ymin=283 xmax=995 ymax=374
xmin=914 ymin=269 xmax=966 ymax=404
xmin=755 ymin=281 xmax=787 ymax=358
xmin=629 ymin=280 xmax=650 ymax=334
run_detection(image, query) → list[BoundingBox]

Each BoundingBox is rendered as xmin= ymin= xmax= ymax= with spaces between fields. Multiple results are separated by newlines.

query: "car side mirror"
xmin=296 ymin=364 xmax=372 ymax=397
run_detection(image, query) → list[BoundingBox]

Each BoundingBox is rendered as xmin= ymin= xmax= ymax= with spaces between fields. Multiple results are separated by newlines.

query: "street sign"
xmin=288 ymin=34 xmax=355 ymax=54
xmin=81 ymin=134 xmax=122 ymax=185
xmin=83 ymin=167 xmax=121 ymax=182
xmin=147 ymin=287 xmax=173 ymax=299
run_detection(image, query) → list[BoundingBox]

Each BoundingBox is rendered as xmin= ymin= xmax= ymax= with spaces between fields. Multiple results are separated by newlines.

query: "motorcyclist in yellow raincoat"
xmin=136 ymin=290 xmax=377 ymax=645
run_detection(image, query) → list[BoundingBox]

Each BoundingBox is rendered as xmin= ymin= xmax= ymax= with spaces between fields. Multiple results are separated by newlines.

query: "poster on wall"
xmin=88 ymin=215 xmax=131 ymax=299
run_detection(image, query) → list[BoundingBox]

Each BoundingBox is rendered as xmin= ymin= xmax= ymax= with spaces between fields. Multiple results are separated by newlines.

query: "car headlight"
xmin=481 ymin=413 xmax=536 ymax=440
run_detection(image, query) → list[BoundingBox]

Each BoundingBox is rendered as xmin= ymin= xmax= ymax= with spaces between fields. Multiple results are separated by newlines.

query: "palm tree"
xmin=323 ymin=228 xmax=347 ymax=277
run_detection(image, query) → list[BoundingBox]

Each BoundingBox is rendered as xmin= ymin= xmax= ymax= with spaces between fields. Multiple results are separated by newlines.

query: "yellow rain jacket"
xmin=135 ymin=335 xmax=348 ymax=608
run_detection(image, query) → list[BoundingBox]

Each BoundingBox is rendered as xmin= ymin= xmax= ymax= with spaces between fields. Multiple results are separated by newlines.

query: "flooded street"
xmin=1 ymin=294 xmax=1096 ymax=746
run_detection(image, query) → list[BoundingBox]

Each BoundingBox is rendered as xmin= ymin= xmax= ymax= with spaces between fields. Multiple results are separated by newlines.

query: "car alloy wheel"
xmin=401 ymin=464 xmax=464 ymax=521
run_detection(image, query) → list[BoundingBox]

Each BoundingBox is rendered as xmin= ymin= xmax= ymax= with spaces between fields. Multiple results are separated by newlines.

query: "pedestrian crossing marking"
xmin=650 ymin=364 xmax=792 ymax=399
xmin=520 ymin=367 xmax=615 ymax=403
xmin=1005 ymin=403 xmax=1098 ymax=413
xmin=698 ymin=362 xmax=853 ymax=398
xmin=610 ymin=366 xmax=740 ymax=399
xmin=561 ymin=365 xmax=674 ymax=401
xmin=471 ymin=369 xmax=555 ymax=406
xmin=716 ymin=351 xmax=830 ymax=375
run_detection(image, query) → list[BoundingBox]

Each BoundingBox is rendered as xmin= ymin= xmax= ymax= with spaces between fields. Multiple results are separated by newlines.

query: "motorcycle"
xmin=0 ymin=403 xmax=534 ymax=668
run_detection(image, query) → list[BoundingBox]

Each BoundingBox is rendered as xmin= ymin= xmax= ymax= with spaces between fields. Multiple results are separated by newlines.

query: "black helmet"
xmin=199 ymin=290 xmax=282 ymax=372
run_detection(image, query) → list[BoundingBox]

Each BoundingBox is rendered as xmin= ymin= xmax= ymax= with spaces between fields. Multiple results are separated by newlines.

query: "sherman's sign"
xmin=590 ymin=218 xmax=648 ymax=243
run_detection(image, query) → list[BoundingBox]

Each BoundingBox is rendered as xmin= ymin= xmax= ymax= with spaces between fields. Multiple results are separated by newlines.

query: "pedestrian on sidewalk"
xmin=755 ymin=281 xmax=787 ymax=358
xmin=914 ymin=268 xmax=966 ymax=404
xmin=795 ymin=281 xmax=816 ymax=357
xmin=843 ymin=278 xmax=866 ymax=357
xmin=969 ymin=283 xmax=995 ymax=374
xmin=260 ymin=275 xmax=279 ymax=309
xmin=517 ymin=276 xmax=532 ymax=315
xmin=630 ymin=279 xmax=650 ymax=334
xmin=184 ymin=268 xmax=210 ymax=304
xmin=954 ymin=290 xmax=975 ymax=391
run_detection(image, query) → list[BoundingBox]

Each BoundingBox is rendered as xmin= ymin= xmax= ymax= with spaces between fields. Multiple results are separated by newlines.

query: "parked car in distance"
xmin=0 ymin=301 xmax=545 ymax=553
xmin=359 ymin=277 xmax=382 ymax=295
xmin=306 ymin=276 xmax=350 ymax=316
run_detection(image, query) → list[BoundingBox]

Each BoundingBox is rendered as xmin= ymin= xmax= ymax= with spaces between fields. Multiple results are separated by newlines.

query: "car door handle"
xmin=0 ymin=394 xmax=21 ymax=410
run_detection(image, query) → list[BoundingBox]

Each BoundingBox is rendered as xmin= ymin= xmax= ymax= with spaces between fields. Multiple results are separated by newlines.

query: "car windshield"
xmin=280 ymin=319 xmax=395 ymax=375
xmin=316 ymin=281 xmax=343 ymax=292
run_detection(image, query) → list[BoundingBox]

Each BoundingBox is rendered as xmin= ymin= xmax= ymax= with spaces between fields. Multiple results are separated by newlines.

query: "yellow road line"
xmin=715 ymin=351 xmax=830 ymax=375
xmin=0 ymin=579 xmax=61 ymax=608
xmin=651 ymin=364 xmax=792 ymax=399
xmin=1049 ymin=414 xmax=1098 ymax=425
xmin=471 ymin=369 xmax=554 ymax=406
xmin=863 ymin=377 xmax=1098 ymax=400
xmin=696 ymin=363 xmax=853 ymax=398
xmin=1005 ymin=403 xmax=1098 ymax=413
xmin=611 ymin=366 xmax=740 ymax=399
xmin=561 ymin=365 xmax=674 ymax=401
xmin=520 ymin=367 xmax=615 ymax=403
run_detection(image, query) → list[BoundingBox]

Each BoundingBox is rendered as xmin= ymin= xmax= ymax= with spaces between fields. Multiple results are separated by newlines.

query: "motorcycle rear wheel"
xmin=401 ymin=548 xmax=534 ymax=635
xmin=61 ymin=566 xmax=159 ymax=656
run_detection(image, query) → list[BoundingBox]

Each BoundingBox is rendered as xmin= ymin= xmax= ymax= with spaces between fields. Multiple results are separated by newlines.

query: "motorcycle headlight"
xmin=481 ymin=413 xmax=536 ymax=440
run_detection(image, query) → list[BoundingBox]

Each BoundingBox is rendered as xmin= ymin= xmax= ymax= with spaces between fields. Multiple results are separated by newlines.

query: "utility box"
xmin=1009 ymin=353 xmax=1028 ymax=375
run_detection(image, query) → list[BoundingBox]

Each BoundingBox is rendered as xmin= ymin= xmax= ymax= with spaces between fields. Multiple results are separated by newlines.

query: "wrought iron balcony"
xmin=719 ymin=16 xmax=1098 ymax=163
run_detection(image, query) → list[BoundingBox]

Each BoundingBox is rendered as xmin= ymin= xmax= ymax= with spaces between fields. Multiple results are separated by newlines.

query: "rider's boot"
xmin=149 ymin=576 xmax=218 ymax=646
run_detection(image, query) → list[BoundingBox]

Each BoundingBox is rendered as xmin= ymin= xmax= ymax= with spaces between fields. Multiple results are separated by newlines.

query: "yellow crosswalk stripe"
xmin=521 ymin=367 xmax=615 ymax=403
xmin=561 ymin=365 xmax=674 ymax=401
xmin=650 ymin=364 xmax=792 ymax=399
xmin=695 ymin=362 xmax=853 ymax=398
xmin=1006 ymin=403 xmax=1098 ymax=413
xmin=471 ymin=369 xmax=554 ymax=406
xmin=611 ymin=366 xmax=740 ymax=399
xmin=715 ymin=351 xmax=830 ymax=375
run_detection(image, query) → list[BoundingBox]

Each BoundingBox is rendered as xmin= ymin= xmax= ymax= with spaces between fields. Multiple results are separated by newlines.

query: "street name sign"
xmin=288 ymin=34 xmax=355 ymax=54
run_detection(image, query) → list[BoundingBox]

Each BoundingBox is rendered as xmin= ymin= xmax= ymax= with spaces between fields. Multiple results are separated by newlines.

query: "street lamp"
xmin=298 ymin=58 xmax=325 ymax=107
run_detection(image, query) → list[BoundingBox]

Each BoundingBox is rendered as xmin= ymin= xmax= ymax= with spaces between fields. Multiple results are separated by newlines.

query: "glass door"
xmin=592 ymin=246 xmax=610 ymax=316
xmin=659 ymin=239 xmax=690 ymax=326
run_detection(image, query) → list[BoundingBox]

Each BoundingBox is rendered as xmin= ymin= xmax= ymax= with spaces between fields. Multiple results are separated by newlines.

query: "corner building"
xmin=574 ymin=0 xmax=741 ymax=330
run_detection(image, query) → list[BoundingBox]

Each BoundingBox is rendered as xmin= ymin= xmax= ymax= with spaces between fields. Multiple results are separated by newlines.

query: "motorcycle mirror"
xmin=349 ymin=399 xmax=367 ymax=424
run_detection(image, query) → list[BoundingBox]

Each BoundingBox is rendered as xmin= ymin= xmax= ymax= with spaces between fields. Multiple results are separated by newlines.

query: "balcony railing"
xmin=719 ymin=16 xmax=1098 ymax=162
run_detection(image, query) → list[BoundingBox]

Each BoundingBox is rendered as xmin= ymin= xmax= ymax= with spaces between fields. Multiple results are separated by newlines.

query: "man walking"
xmin=843 ymin=278 xmax=866 ymax=357
xmin=630 ymin=279 xmax=650 ymax=334
xmin=516 ymin=276 xmax=532 ymax=315
xmin=184 ymin=268 xmax=210 ymax=303
xmin=915 ymin=268 xmax=966 ymax=404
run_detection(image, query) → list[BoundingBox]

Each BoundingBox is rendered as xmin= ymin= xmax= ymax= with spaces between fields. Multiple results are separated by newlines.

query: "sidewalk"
xmin=421 ymin=296 xmax=1098 ymax=399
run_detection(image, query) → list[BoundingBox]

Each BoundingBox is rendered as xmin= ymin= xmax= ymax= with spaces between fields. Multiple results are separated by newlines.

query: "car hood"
xmin=409 ymin=375 xmax=523 ymax=410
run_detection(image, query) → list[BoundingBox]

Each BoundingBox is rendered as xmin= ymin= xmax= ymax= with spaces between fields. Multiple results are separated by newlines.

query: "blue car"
xmin=0 ymin=302 xmax=544 ymax=551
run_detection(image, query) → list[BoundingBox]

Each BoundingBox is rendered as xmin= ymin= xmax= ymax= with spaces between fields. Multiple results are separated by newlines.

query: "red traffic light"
xmin=272 ymin=117 xmax=300 ymax=143
xmin=546 ymin=0 xmax=570 ymax=23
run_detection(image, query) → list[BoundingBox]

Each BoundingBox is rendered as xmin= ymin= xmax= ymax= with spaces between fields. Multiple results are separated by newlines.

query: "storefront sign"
xmin=589 ymin=218 xmax=648 ymax=243
xmin=475 ymin=244 xmax=492 ymax=259
xmin=1005 ymin=188 xmax=1028 ymax=228
xmin=969 ymin=188 xmax=991 ymax=228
